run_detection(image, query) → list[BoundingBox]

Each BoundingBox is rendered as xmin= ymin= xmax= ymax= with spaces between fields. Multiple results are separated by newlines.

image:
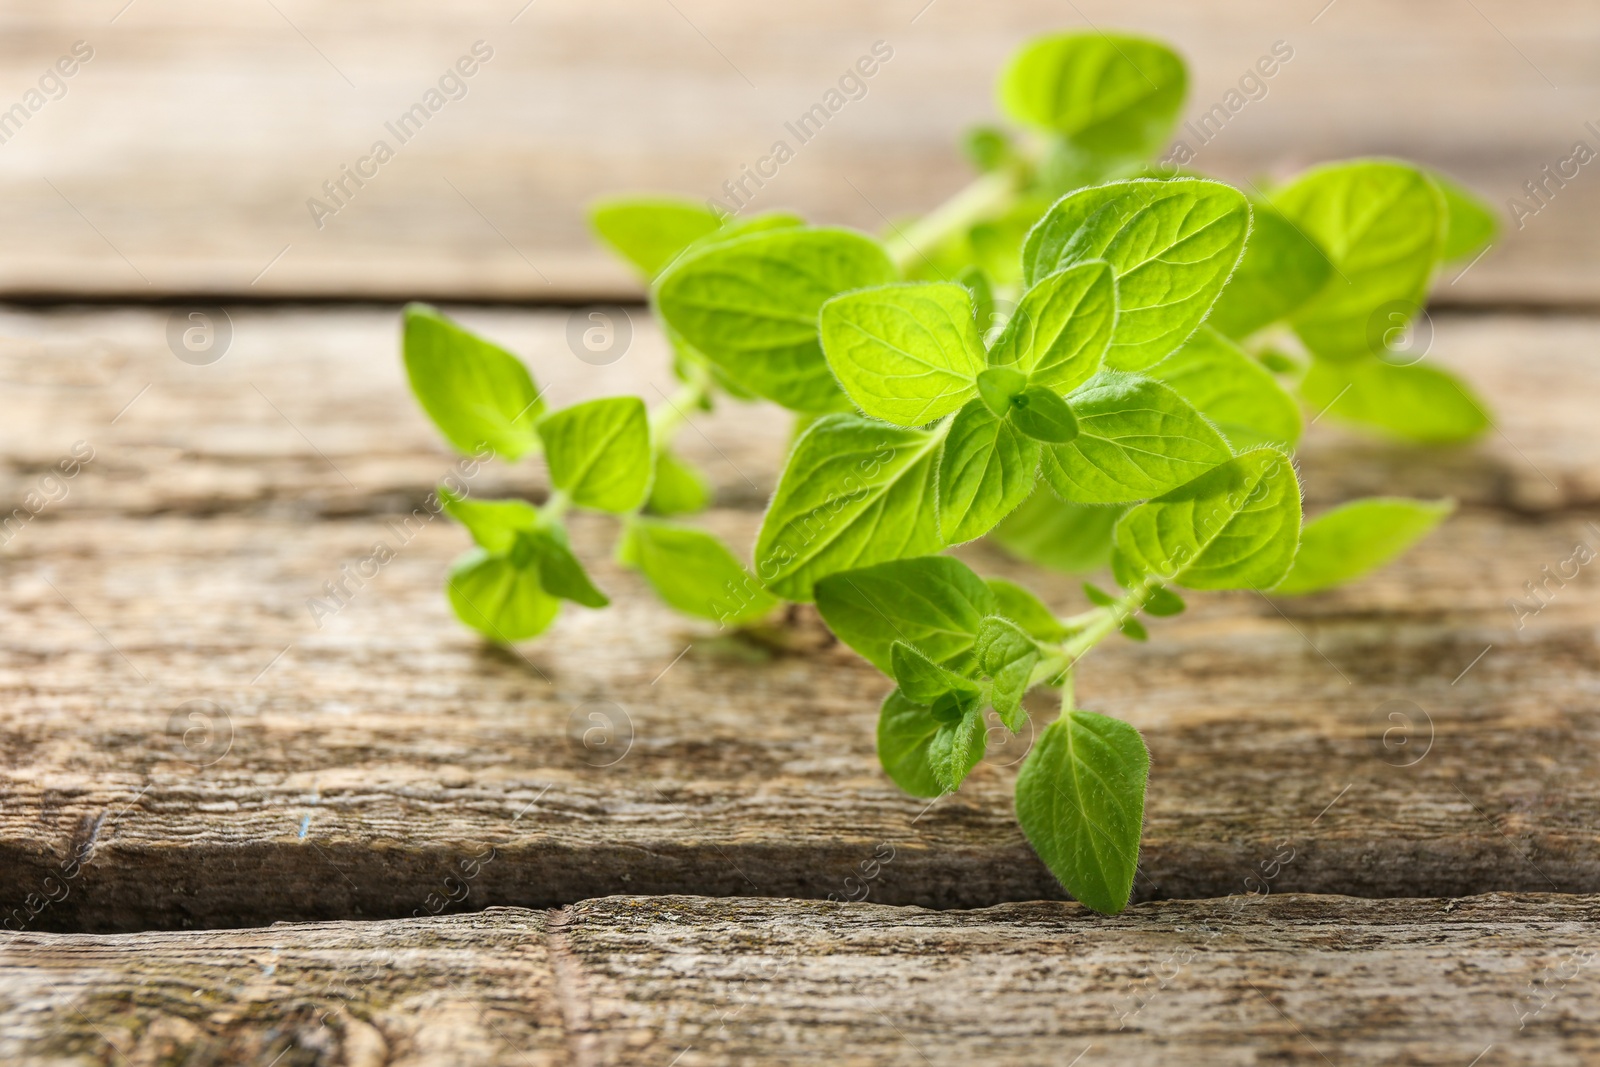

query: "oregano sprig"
xmin=399 ymin=27 xmax=1472 ymax=914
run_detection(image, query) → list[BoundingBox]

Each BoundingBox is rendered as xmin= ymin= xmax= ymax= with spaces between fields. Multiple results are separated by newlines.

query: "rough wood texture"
xmin=1 ymin=306 xmax=1597 ymax=930
xmin=2 ymin=1 xmax=1596 ymax=303
xmin=1 ymin=307 xmax=1596 ymax=517
xmin=5 ymin=896 xmax=1598 ymax=1065
xmin=1 ymin=497 xmax=1596 ymax=930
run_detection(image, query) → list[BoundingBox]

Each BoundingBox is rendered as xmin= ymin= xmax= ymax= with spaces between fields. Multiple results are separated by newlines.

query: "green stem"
xmin=540 ymin=488 xmax=572 ymax=524
xmin=1057 ymin=579 xmax=1158 ymax=665
xmin=884 ymin=169 xmax=1022 ymax=274
xmin=648 ymin=360 xmax=713 ymax=451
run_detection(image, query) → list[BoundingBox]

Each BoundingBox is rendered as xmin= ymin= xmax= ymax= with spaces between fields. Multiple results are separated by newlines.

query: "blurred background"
xmin=1 ymin=0 xmax=1596 ymax=305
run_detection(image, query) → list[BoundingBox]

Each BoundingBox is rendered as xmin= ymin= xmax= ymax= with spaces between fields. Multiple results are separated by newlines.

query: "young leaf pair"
xmin=401 ymin=303 xmax=773 ymax=642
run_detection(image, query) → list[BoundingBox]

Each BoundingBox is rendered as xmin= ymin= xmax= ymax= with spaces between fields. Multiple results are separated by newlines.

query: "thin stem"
xmin=1058 ymin=579 xmax=1157 ymax=666
xmin=884 ymin=169 xmax=1022 ymax=274
xmin=540 ymin=488 xmax=571 ymax=524
xmin=648 ymin=359 xmax=713 ymax=451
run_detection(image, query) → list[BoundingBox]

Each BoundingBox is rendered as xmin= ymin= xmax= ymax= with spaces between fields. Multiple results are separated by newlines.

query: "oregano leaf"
xmin=985 ymin=578 xmax=1071 ymax=643
xmin=618 ymin=518 xmax=777 ymax=625
xmin=1015 ymin=710 xmax=1150 ymax=915
xmin=814 ymin=555 xmax=994 ymax=675
xmin=403 ymin=304 xmax=543 ymax=461
xmin=992 ymin=490 xmax=1124 ymax=574
xmin=1299 ymin=359 xmax=1489 ymax=444
xmin=446 ymin=548 xmax=560 ymax=643
xmin=986 ymin=259 xmax=1115 ymax=393
xmin=937 ymin=399 xmax=1042 ymax=544
xmin=1147 ymin=327 xmax=1303 ymax=450
xmin=1022 ymin=178 xmax=1251 ymax=370
xmin=589 ymin=196 xmax=724 ymax=278
xmin=819 ymin=282 xmax=987 ymax=426
xmin=975 ymin=616 xmax=1040 ymax=731
xmin=1111 ymin=447 xmax=1302 ymax=591
xmin=755 ymin=415 xmax=944 ymax=602
xmin=538 ymin=397 xmax=653 ymax=513
xmin=1044 ymin=372 xmax=1232 ymax=504
xmin=439 ymin=488 xmax=540 ymax=554
xmin=1207 ymin=204 xmax=1332 ymax=340
xmin=1274 ymin=497 xmax=1454 ymax=596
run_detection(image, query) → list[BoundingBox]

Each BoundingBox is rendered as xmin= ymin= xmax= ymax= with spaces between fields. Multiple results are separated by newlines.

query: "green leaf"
xmin=1207 ymin=204 xmax=1332 ymax=339
xmin=618 ymin=518 xmax=778 ymax=624
xmin=755 ymin=415 xmax=944 ymax=601
xmin=1022 ymin=178 xmax=1251 ymax=370
xmin=1015 ymin=710 xmax=1150 ymax=915
xmin=937 ymin=399 xmax=1041 ymax=544
xmin=1147 ymin=327 xmax=1303 ymax=450
xmin=814 ymin=555 xmax=995 ymax=675
xmin=1143 ymin=586 xmax=1186 ymax=616
xmin=1275 ymin=497 xmax=1454 ymax=596
xmin=1112 ymin=448 xmax=1302 ymax=591
xmin=1274 ymin=160 xmax=1446 ymax=362
xmin=513 ymin=528 xmax=609 ymax=609
xmin=991 ymin=489 xmax=1124 ymax=574
xmin=927 ymin=706 xmax=989 ymax=793
xmin=402 ymin=304 xmax=543 ymax=460
xmin=960 ymin=267 xmax=997 ymax=342
xmin=976 ymin=616 xmax=1039 ymax=731
xmin=998 ymin=33 xmax=1187 ymax=163
xmin=986 ymin=578 xmax=1071 ymax=643
xmin=1010 ymin=387 xmax=1081 ymax=444
xmin=986 ymin=260 xmax=1115 ymax=394
xmin=879 ymin=689 xmax=956 ymax=798
xmin=445 ymin=548 xmax=560 ymax=643
xmin=1119 ymin=616 xmax=1149 ymax=641
xmin=647 ymin=448 xmax=712 ymax=516
xmin=538 ymin=397 xmax=652 ymax=513
xmin=1044 ymin=372 xmax=1233 ymax=504
xmin=439 ymin=489 xmax=540 ymax=554
xmin=654 ymin=227 xmax=898 ymax=413
xmin=977 ymin=365 xmax=1029 ymax=417
xmin=819 ymin=282 xmax=986 ymax=426
xmin=1433 ymin=173 xmax=1498 ymax=263
xmin=1082 ymin=582 xmax=1115 ymax=607
xmin=1299 ymin=359 xmax=1489 ymax=443
xmin=892 ymin=641 xmax=982 ymax=706
xmin=589 ymin=196 xmax=724 ymax=278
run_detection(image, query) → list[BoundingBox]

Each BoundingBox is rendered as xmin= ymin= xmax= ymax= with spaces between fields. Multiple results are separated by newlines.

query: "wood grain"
xmin=5 ymin=896 xmax=1597 ymax=1065
xmin=0 ymin=496 xmax=1596 ymax=931
xmin=0 ymin=307 xmax=1596 ymax=519
xmin=0 ymin=0 xmax=1596 ymax=303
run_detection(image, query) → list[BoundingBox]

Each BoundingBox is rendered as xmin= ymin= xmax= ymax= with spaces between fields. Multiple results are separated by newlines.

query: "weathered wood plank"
xmin=0 ymin=497 xmax=1596 ymax=930
xmin=5 ymin=896 xmax=1598 ymax=1065
xmin=0 ymin=307 xmax=1595 ymax=518
xmin=1 ymin=1 xmax=1596 ymax=302
xmin=0 ymin=909 xmax=568 ymax=1066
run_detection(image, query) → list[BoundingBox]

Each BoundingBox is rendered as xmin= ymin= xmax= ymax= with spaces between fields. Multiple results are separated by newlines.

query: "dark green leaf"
xmin=1015 ymin=710 xmax=1150 ymax=915
xmin=1143 ymin=586 xmax=1186 ymax=616
xmin=814 ymin=555 xmax=995 ymax=675
xmin=892 ymin=641 xmax=982 ymax=706
xmin=985 ymin=578 xmax=1071 ymax=643
xmin=976 ymin=616 xmax=1039 ymax=731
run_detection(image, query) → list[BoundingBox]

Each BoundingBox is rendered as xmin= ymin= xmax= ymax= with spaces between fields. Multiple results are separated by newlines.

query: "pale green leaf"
xmin=937 ymin=400 xmax=1042 ymax=544
xmin=647 ymin=448 xmax=712 ymax=516
xmin=618 ymin=518 xmax=778 ymax=625
xmin=813 ymin=555 xmax=994 ymax=675
xmin=1147 ymin=327 xmax=1303 ymax=449
xmin=1015 ymin=710 xmax=1149 ymax=915
xmin=991 ymin=489 xmax=1124 ymax=574
xmin=445 ymin=548 xmax=560 ymax=643
xmin=1111 ymin=447 xmax=1302 ymax=591
xmin=513 ymin=528 xmax=608 ymax=609
xmin=654 ymin=227 xmax=898 ymax=413
xmin=1044 ymin=372 xmax=1233 ymax=504
xmin=985 ymin=578 xmax=1071 ymax=642
xmin=403 ymin=304 xmax=542 ymax=460
xmin=538 ymin=397 xmax=653 ymax=513
xmin=1299 ymin=358 xmax=1489 ymax=443
xmin=819 ymin=282 xmax=986 ymax=426
xmin=754 ymin=415 xmax=944 ymax=601
xmin=1433 ymin=172 xmax=1498 ymax=263
xmin=589 ymin=196 xmax=724 ymax=278
xmin=1275 ymin=497 xmax=1453 ymax=596
xmin=1022 ymin=178 xmax=1251 ymax=369
xmin=1274 ymin=160 xmax=1446 ymax=362
xmin=439 ymin=489 xmax=540 ymax=554
xmin=1010 ymin=387 xmax=1081 ymax=444
xmin=986 ymin=260 xmax=1115 ymax=393
xmin=998 ymin=33 xmax=1187 ymax=162
xmin=1208 ymin=204 xmax=1332 ymax=339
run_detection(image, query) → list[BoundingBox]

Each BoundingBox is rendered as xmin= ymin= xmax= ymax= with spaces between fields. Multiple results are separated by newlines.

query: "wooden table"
xmin=2 ymin=3 xmax=1599 ymax=1064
